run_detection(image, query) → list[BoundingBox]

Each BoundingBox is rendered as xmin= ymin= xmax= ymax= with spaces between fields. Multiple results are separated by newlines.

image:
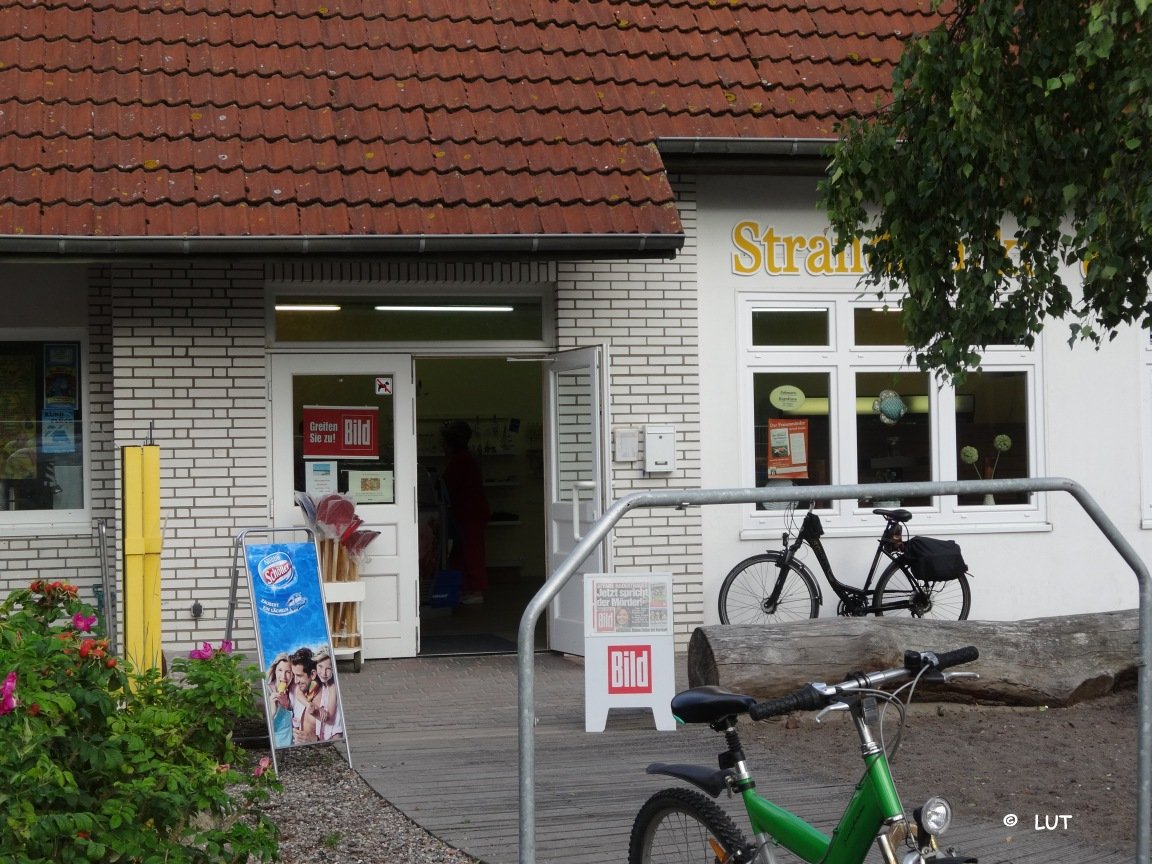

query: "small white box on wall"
xmin=644 ymin=425 xmax=676 ymax=473
xmin=613 ymin=427 xmax=641 ymax=462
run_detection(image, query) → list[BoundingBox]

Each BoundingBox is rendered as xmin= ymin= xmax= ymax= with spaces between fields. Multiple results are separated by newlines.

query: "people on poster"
xmin=312 ymin=648 xmax=344 ymax=741
xmin=266 ymin=653 xmax=294 ymax=747
xmin=288 ymin=646 xmax=323 ymax=744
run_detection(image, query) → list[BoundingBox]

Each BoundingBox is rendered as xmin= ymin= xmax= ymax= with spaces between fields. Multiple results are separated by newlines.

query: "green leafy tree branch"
xmin=822 ymin=0 xmax=1151 ymax=379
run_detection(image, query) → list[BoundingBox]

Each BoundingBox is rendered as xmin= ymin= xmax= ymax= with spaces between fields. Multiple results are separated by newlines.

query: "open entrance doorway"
xmin=414 ymin=357 xmax=547 ymax=655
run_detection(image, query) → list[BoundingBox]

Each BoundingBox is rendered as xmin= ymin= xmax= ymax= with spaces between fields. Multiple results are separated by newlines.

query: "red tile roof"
xmin=0 ymin=0 xmax=940 ymax=250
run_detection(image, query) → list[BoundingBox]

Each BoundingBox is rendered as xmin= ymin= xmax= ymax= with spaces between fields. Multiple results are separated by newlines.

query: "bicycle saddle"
xmin=670 ymin=686 xmax=757 ymax=725
xmin=872 ymin=507 xmax=912 ymax=522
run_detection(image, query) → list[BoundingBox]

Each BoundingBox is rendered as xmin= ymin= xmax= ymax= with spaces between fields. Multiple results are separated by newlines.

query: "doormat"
xmin=419 ymin=633 xmax=517 ymax=656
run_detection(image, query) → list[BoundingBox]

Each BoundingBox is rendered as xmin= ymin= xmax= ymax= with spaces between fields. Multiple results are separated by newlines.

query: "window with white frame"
xmin=740 ymin=294 xmax=1042 ymax=526
xmin=0 ymin=331 xmax=88 ymax=529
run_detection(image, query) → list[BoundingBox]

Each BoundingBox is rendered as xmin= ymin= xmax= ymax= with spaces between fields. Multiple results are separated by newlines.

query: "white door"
xmin=545 ymin=346 xmax=611 ymax=656
xmin=270 ymin=355 xmax=419 ymax=659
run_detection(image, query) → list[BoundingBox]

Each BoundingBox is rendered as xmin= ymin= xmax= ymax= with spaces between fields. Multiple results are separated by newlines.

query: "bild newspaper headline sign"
xmin=583 ymin=573 xmax=675 ymax=732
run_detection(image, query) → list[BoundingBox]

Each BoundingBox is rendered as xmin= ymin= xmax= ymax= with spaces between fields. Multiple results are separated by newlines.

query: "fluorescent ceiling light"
xmin=374 ymin=304 xmax=514 ymax=313
xmin=275 ymin=304 xmax=342 ymax=312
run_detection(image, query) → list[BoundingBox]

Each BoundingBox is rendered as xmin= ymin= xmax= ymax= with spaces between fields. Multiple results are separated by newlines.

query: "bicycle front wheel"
xmin=628 ymin=788 xmax=750 ymax=864
xmin=872 ymin=559 xmax=971 ymax=620
xmin=718 ymin=552 xmax=819 ymax=624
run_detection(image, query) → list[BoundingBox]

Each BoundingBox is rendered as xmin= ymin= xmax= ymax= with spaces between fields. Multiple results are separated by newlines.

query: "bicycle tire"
xmin=871 ymin=558 xmax=971 ymax=620
xmin=628 ymin=787 xmax=751 ymax=864
xmin=718 ymin=552 xmax=819 ymax=624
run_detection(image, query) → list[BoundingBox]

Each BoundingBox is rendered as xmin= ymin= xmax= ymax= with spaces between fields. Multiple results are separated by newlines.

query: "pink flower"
xmin=253 ymin=755 xmax=272 ymax=778
xmin=1 ymin=672 xmax=17 ymax=715
xmin=188 ymin=640 xmax=233 ymax=660
xmin=72 ymin=612 xmax=97 ymax=633
xmin=188 ymin=642 xmax=215 ymax=660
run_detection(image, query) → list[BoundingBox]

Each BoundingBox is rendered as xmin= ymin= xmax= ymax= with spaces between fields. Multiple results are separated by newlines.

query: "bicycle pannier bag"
xmin=905 ymin=536 xmax=967 ymax=581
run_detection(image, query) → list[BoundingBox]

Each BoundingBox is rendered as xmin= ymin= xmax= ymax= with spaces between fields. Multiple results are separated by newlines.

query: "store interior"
xmin=413 ymin=357 xmax=548 ymax=655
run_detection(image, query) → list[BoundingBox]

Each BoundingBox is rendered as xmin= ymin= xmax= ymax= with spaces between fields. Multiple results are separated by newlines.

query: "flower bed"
xmin=0 ymin=579 xmax=280 ymax=862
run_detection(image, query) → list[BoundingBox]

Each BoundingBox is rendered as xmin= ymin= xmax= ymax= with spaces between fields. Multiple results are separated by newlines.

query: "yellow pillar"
xmin=141 ymin=445 xmax=162 ymax=671
xmin=122 ymin=446 xmax=163 ymax=672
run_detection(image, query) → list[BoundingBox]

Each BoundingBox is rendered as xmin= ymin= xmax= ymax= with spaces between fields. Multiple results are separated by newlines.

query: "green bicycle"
xmin=628 ymin=647 xmax=980 ymax=864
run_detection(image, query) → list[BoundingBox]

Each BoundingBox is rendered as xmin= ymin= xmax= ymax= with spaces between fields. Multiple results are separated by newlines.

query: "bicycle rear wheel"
xmin=628 ymin=788 xmax=750 ymax=864
xmin=718 ymin=552 xmax=819 ymax=624
xmin=871 ymin=559 xmax=971 ymax=620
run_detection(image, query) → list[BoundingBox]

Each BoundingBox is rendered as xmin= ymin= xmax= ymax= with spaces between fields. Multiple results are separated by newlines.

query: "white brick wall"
xmin=5 ymin=216 xmax=704 ymax=656
xmin=557 ymin=178 xmax=704 ymax=649
xmin=107 ymin=261 xmax=268 ymax=654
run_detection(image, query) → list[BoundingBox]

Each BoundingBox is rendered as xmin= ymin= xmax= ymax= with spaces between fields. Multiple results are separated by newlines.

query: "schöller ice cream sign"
xmin=302 ymin=405 xmax=379 ymax=460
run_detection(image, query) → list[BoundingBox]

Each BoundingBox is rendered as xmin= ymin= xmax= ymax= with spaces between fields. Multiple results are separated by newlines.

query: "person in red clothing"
xmin=440 ymin=421 xmax=491 ymax=605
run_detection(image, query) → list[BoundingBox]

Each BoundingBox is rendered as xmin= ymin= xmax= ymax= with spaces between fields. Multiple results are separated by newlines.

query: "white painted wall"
xmin=696 ymin=175 xmax=1146 ymax=623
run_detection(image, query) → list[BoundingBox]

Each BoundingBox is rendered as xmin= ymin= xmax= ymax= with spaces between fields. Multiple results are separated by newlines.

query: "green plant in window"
xmin=959 ymin=435 xmax=1012 ymax=480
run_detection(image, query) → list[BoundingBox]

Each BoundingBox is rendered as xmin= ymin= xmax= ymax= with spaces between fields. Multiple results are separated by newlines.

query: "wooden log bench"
xmin=687 ymin=609 xmax=1139 ymax=706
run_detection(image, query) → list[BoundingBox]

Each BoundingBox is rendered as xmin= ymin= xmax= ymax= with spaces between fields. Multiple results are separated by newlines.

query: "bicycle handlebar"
xmin=748 ymin=684 xmax=827 ymax=721
xmin=748 ymin=646 xmax=979 ymax=721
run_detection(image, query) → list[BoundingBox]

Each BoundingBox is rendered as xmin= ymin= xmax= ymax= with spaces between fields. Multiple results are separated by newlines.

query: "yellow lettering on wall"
xmin=731 ymin=221 xmax=763 ymax=275
xmin=762 ymin=226 xmax=782 ymax=275
xmin=728 ymin=221 xmax=866 ymax=277
xmin=783 ymin=234 xmax=807 ymax=274
xmin=834 ymin=237 xmax=865 ymax=275
xmin=805 ymin=234 xmax=834 ymax=274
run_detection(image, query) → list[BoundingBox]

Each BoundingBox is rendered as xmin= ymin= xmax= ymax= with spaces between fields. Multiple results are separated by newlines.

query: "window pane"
xmin=0 ymin=342 xmax=84 ymax=512
xmin=853 ymin=307 xmax=906 ymax=346
xmin=276 ymin=296 xmax=544 ymax=342
xmin=856 ymin=371 xmax=932 ymax=507
xmin=955 ymin=371 xmax=1029 ymax=505
xmin=751 ymin=309 xmax=828 ymax=347
xmin=753 ymin=372 xmax=832 ymax=507
xmin=291 ymin=375 xmax=396 ymax=504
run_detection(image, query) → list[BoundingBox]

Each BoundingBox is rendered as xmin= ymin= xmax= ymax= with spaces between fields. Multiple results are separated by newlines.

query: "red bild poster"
xmin=302 ymin=406 xmax=379 ymax=460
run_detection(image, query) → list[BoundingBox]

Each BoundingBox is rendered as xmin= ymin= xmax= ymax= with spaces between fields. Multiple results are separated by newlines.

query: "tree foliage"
xmin=822 ymin=0 xmax=1151 ymax=379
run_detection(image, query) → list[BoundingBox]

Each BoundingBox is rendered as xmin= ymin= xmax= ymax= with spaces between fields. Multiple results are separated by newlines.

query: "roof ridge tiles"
xmin=5 ymin=0 xmax=921 ymax=58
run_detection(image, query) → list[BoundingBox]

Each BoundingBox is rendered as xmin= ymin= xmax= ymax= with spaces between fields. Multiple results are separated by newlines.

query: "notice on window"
xmin=588 ymin=576 xmax=671 ymax=636
xmin=767 ymin=417 xmax=809 ymax=479
xmin=305 ymin=461 xmax=338 ymax=497
xmin=347 ymin=470 xmax=394 ymax=505
xmin=301 ymin=405 xmax=379 ymax=460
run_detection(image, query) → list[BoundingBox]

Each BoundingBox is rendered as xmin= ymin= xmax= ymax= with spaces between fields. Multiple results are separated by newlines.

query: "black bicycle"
xmin=718 ymin=502 xmax=971 ymax=624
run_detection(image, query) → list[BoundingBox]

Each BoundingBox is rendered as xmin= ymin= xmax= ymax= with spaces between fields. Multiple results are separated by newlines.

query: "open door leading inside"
xmin=545 ymin=345 xmax=611 ymax=656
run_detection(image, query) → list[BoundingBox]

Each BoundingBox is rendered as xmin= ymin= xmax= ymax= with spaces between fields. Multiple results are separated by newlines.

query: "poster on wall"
xmin=0 ymin=355 xmax=37 ymax=480
xmin=301 ymin=405 xmax=379 ymax=460
xmin=43 ymin=343 xmax=79 ymax=409
xmin=767 ymin=417 xmax=809 ymax=479
xmin=41 ymin=408 xmax=76 ymax=455
xmin=245 ymin=542 xmax=346 ymax=751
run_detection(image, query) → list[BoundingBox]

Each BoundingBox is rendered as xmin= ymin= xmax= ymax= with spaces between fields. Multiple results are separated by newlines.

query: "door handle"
xmin=570 ymin=481 xmax=596 ymax=541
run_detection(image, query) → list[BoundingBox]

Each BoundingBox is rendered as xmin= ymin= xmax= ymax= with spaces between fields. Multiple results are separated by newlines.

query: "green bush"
xmin=0 ymin=579 xmax=279 ymax=863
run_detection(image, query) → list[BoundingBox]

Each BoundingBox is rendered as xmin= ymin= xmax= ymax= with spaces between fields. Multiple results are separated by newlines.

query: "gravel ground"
xmin=259 ymin=746 xmax=479 ymax=864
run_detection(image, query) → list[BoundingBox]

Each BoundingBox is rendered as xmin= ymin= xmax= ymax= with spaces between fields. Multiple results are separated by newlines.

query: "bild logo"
xmin=608 ymin=645 xmax=652 ymax=694
xmin=258 ymin=551 xmax=297 ymax=591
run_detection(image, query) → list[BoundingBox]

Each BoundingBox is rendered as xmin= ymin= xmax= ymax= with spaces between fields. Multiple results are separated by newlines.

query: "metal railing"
xmin=516 ymin=477 xmax=1151 ymax=864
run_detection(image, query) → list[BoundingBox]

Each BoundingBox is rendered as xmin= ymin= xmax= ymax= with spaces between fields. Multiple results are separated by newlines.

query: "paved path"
xmin=338 ymin=652 xmax=1130 ymax=864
